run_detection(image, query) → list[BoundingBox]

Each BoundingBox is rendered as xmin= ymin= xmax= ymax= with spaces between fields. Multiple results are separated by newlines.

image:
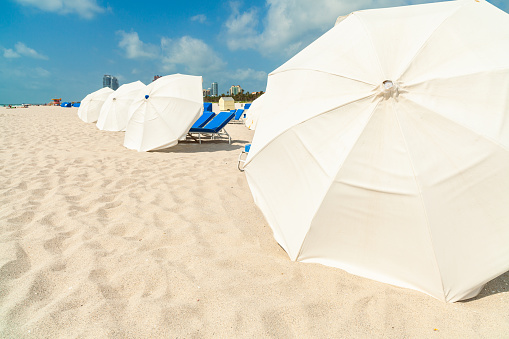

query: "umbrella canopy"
xmin=96 ymin=81 xmax=146 ymax=131
xmin=124 ymin=74 xmax=203 ymax=152
xmin=243 ymin=0 xmax=509 ymax=302
xmin=77 ymin=87 xmax=114 ymax=123
xmin=243 ymin=94 xmax=267 ymax=130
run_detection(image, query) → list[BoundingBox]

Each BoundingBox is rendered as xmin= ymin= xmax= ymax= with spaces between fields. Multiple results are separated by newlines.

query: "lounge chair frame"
xmin=237 ymin=144 xmax=250 ymax=171
xmin=188 ymin=128 xmax=231 ymax=144
xmin=187 ymin=112 xmax=235 ymax=144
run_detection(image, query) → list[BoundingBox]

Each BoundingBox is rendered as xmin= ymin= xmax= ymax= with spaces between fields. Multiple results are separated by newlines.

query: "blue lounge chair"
xmin=192 ymin=112 xmax=216 ymax=128
xmin=233 ymin=109 xmax=244 ymax=122
xmin=238 ymin=144 xmax=251 ymax=171
xmin=203 ymin=102 xmax=213 ymax=112
xmin=188 ymin=111 xmax=235 ymax=144
xmin=244 ymin=103 xmax=251 ymax=109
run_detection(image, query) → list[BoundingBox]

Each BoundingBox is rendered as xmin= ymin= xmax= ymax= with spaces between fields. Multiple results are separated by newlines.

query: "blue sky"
xmin=1 ymin=0 xmax=508 ymax=104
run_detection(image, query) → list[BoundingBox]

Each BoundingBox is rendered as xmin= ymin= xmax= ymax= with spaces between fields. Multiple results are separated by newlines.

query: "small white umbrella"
xmin=96 ymin=81 xmax=146 ymax=131
xmin=77 ymin=87 xmax=114 ymax=123
xmin=243 ymin=93 xmax=267 ymax=130
xmin=124 ymin=74 xmax=203 ymax=152
xmin=244 ymin=0 xmax=509 ymax=302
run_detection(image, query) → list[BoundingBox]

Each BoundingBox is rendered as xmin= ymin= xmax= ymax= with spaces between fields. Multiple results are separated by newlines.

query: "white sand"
xmin=0 ymin=106 xmax=508 ymax=337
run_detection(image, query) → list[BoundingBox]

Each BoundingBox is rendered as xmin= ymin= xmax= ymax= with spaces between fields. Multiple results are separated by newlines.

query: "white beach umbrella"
xmin=77 ymin=87 xmax=114 ymax=123
xmin=243 ymin=0 xmax=509 ymax=302
xmin=124 ymin=74 xmax=203 ymax=152
xmin=243 ymin=94 xmax=267 ymax=130
xmin=96 ymin=81 xmax=146 ymax=131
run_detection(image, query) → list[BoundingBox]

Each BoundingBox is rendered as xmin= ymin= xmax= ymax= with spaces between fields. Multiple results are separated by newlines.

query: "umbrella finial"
xmin=383 ymin=80 xmax=393 ymax=89
xmin=380 ymin=80 xmax=400 ymax=100
xmin=145 ymin=95 xmax=149 ymax=99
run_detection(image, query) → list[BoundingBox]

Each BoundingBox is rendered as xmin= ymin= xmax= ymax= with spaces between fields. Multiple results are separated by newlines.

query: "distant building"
xmin=219 ymin=97 xmax=235 ymax=111
xmin=203 ymin=88 xmax=211 ymax=97
xmin=211 ymin=82 xmax=218 ymax=96
xmin=103 ymin=75 xmax=119 ymax=90
xmin=153 ymin=75 xmax=162 ymax=82
xmin=230 ymin=85 xmax=242 ymax=96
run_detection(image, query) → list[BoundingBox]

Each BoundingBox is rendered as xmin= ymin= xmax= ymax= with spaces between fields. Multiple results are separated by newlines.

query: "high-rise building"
xmin=203 ymin=88 xmax=211 ymax=97
xmin=103 ymin=75 xmax=119 ymax=90
xmin=230 ymin=85 xmax=242 ymax=96
xmin=112 ymin=77 xmax=119 ymax=90
xmin=211 ymin=82 xmax=218 ymax=96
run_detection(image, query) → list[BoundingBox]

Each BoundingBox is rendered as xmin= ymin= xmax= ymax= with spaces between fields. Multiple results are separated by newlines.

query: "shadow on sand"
xmin=461 ymin=269 xmax=509 ymax=302
xmin=150 ymin=139 xmax=250 ymax=154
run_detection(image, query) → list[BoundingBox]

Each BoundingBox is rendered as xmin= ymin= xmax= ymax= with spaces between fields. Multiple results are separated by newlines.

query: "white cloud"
xmin=14 ymin=42 xmax=48 ymax=60
xmin=0 ymin=65 xmax=50 ymax=79
xmin=112 ymin=30 xmax=267 ymax=94
xmin=229 ymin=68 xmax=267 ymax=81
xmin=191 ymin=14 xmax=207 ymax=23
xmin=161 ymin=36 xmax=226 ymax=74
xmin=3 ymin=49 xmax=20 ymax=58
xmin=117 ymin=31 xmax=159 ymax=59
xmin=224 ymin=5 xmax=260 ymax=51
xmin=224 ymin=0 xmax=443 ymax=57
xmin=14 ymin=0 xmax=106 ymax=19
xmin=35 ymin=67 xmax=51 ymax=77
xmin=2 ymin=42 xmax=47 ymax=59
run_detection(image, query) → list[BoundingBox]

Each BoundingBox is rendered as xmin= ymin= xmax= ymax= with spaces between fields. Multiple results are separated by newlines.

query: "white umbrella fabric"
xmin=77 ymin=87 xmax=114 ymax=123
xmin=124 ymin=74 xmax=203 ymax=152
xmin=96 ymin=81 xmax=146 ymax=131
xmin=243 ymin=93 xmax=267 ymax=130
xmin=243 ymin=0 xmax=509 ymax=302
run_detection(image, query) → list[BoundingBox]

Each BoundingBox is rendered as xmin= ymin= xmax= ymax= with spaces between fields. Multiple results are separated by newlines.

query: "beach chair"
xmin=203 ymin=102 xmax=213 ymax=112
xmin=188 ymin=111 xmax=235 ymax=144
xmin=237 ymin=144 xmax=251 ymax=171
xmin=192 ymin=111 xmax=216 ymax=128
xmin=233 ymin=109 xmax=244 ymax=122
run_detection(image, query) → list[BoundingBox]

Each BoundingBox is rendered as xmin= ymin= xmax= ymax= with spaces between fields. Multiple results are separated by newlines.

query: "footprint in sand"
xmin=0 ymin=243 xmax=31 ymax=281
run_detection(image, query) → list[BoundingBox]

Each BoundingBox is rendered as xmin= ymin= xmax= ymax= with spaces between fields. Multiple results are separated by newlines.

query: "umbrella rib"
xmin=153 ymin=96 xmax=202 ymax=105
xmin=352 ymin=12 xmax=386 ymax=81
xmin=404 ymin=67 xmax=509 ymax=87
xmin=269 ymin=68 xmax=377 ymax=87
xmin=294 ymin=98 xmax=382 ymax=261
xmin=392 ymin=99 xmax=446 ymax=301
xmin=291 ymin=128 xmax=331 ymax=184
xmin=138 ymin=100 xmax=179 ymax=150
xmin=396 ymin=4 xmax=464 ymax=81
xmin=149 ymin=100 xmax=180 ymax=135
xmin=244 ymin=92 xmax=377 ymax=167
xmin=404 ymin=96 xmax=509 ymax=153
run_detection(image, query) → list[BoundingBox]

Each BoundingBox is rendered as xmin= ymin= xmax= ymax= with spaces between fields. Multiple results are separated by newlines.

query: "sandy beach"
xmin=1 ymin=106 xmax=508 ymax=338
